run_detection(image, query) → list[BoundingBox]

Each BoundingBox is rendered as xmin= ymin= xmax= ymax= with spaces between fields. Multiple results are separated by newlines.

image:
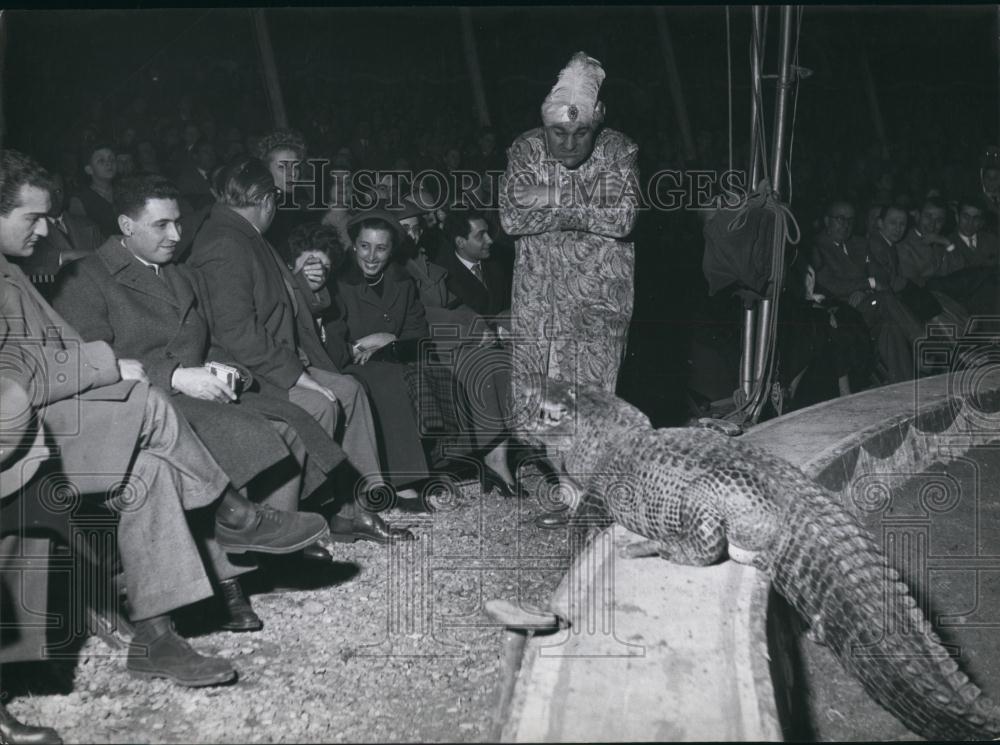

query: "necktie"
xmin=54 ymin=216 xmax=68 ymax=235
xmin=470 ymin=262 xmax=486 ymax=286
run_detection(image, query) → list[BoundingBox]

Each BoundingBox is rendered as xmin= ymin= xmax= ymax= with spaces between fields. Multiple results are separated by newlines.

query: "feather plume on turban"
xmin=540 ymin=52 xmax=606 ymax=127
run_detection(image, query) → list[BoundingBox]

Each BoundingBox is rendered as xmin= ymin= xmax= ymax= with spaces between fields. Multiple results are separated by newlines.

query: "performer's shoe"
xmin=0 ymin=703 xmax=62 ymax=745
xmin=328 ymin=511 xmax=415 ymax=544
xmin=218 ymin=579 xmax=263 ymax=632
xmin=128 ymin=616 xmax=236 ymax=687
xmin=215 ymin=507 xmax=329 ymax=555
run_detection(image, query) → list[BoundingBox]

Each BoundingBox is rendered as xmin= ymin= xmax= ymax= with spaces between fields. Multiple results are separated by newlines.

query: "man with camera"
xmin=52 ymin=174 xmax=340 ymax=629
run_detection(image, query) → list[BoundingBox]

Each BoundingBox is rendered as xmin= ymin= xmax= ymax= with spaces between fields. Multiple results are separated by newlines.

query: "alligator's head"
xmin=518 ymin=374 xmax=652 ymax=474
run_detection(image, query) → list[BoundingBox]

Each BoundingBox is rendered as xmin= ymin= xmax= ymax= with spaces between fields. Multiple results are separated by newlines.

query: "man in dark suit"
xmin=186 ymin=157 xmax=413 ymax=544
xmin=438 ymin=209 xmax=512 ymax=324
xmin=434 ymin=210 xmax=522 ymax=503
xmin=947 ymin=196 xmax=1000 ymax=315
xmin=173 ymin=139 xmax=216 ymax=212
xmin=0 ymin=150 xmax=326 ymax=688
xmin=52 ymin=175 xmax=341 ymax=625
xmin=12 ymin=172 xmax=102 ymax=302
xmin=811 ymin=200 xmax=916 ymax=383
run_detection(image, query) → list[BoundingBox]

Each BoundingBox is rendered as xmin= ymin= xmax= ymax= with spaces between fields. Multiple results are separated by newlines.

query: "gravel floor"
xmin=5 ymin=469 xmax=572 ymax=743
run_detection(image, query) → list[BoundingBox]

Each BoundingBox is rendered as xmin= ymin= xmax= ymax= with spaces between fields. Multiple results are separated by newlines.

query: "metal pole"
xmin=768 ymin=5 xmax=795 ymax=198
xmin=654 ymin=7 xmax=697 ymax=163
xmin=252 ymin=9 xmax=289 ymax=130
xmin=460 ymin=8 xmax=492 ymax=128
xmin=739 ymin=304 xmax=756 ymax=401
xmin=740 ymin=5 xmax=765 ymax=401
xmin=751 ymin=5 xmax=796 ymax=390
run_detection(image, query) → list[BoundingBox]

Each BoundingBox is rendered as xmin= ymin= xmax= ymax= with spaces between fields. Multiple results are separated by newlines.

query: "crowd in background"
xmin=13 ymin=58 xmax=1000 ymax=425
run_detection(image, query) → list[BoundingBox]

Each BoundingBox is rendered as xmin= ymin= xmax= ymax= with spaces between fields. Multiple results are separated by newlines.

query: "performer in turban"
xmin=500 ymin=52 xmax=639 ymax=422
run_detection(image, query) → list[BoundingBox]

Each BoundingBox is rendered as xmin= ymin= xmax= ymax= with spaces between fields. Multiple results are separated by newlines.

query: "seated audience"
xmin=68 ymin=142 xmax=119 ymax=239
xmin=174 ymin=138 xmax=217 ymax=211
xmin=286 ymin=221 xmax=438 ymax=505
xmin=186 ymin=157 xmax=414 ymax=543
xmin=14 ymin=172 xmax=102 ymax=284
xmin=52 ymin=174 xmax=344 ymax=576
xmin=812 ymin=200 xmax=917 ymax=383
xmin=948 ymin=195 xmax=1000 ymax=314
xmin=328 ymin=211 xmax=523 ymax=497
xmin=0 ymin=149 xmax=327 ymax=688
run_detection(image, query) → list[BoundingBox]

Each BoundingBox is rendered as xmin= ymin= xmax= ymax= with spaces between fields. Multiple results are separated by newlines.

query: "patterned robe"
xmin=500 ymin=126 xmax=638 ymax=422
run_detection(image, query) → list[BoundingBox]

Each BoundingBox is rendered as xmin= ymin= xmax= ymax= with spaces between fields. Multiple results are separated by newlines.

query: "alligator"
xmin=520 ymin=374 xmax=1000 ymax=741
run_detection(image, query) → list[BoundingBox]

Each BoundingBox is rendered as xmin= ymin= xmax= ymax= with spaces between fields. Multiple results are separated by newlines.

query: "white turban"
xmin=540 ymin=52 xmax=606 ymax=127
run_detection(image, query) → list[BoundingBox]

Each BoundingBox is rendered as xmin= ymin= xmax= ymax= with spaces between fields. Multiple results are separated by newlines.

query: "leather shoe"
xmin=301 ymin=542 xmax=332 ymax=562
xmin=481 ymin=465 xmax=529 ymax=499
xmin=329 ymin=511 xmax=415 ymax=544
xmin=218 ymin=579 xmax=262 ymax=632
xmin=534 ymin=509 xmax=571 ymax=530
xmin=216 ymin=507 xmax=329 ymax=555
xmin=0 ymin=703 xmax=62 ymax=745
xmin=128 ymin=617 xmax=237 ymax=687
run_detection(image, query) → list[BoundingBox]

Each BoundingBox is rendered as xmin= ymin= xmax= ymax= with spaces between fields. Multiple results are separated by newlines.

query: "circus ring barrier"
xmin=500 ymin=367 xmax=1000 ymax=741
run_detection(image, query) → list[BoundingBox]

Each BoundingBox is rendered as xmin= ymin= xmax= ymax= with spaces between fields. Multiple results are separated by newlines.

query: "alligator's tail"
xmin=767 ymin=485 xmax=1000 ymax=740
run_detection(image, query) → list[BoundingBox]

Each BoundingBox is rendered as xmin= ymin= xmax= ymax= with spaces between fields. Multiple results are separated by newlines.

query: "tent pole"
xmin=252 ymin=9 xmax=289 ymax=130
xmin=654 ymin=7 xmax=696 ymax=163
xmin=861 ymin=53 xmax=888 ymax=160
xmin=750 ymin=5 xmax=795 ymax=419
xmin=460 ymin=8 xmax=492 ymax=128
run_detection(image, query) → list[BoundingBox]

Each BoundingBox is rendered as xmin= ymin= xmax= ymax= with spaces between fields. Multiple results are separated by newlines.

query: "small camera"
xmin=206 ymin=361 xmax=243 ymax=393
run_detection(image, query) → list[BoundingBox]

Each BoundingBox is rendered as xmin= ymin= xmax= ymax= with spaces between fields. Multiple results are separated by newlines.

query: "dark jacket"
xmin=328 ymin=262 xmax=429 ymax=354
xmin=185 ymin=204 xmax=336 ymax=395
xmin=434 ymin=249 xmax=511 ymax=317
xmin=18 ymin=213 xmax=103 ymax=278
xmin=71 ymin=186 xmax=118 ymax=240
xmin=52 ymin=237 xmax=344 ymax=488
xmin=811 ymin=233 xmax=871 ymax=301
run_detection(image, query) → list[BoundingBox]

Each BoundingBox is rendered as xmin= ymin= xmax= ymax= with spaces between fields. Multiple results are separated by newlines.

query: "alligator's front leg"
xmin=619 ymin=485 xmax=728 ymax=566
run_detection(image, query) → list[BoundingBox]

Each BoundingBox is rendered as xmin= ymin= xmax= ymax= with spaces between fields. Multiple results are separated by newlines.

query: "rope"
xmin=785 ymin=7 xmax=804 ymax=207
xmin=749 ymin=9 xmax=770 ymax=187
xmin=723 ymin=178 xmax=801 ymax=424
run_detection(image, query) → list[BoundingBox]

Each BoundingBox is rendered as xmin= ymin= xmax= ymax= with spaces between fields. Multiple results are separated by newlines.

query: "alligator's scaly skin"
xmin=523 ymin=375 xmax=1000 ymax=741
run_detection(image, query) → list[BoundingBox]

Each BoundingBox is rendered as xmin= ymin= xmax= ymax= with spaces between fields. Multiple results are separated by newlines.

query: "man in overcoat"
xmin=52 ymin=175 xmax=345 ymax=626
xmin=186 ymin=157 xmax=413 ymax=543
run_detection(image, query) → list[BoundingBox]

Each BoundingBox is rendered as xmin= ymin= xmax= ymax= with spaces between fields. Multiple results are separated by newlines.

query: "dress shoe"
xmin=128 ymin=616 xmax=237 ymax=687
xmin=329 ymin=511 xmax=415 ymax=544
xmin=216 ymin=507 xmax=329 ymax=555
xmin=218 ymin=579 xmax=263 ymax=632
xmin=301 ymin=542 xmax=333 ymax=562
xmin=481 ymin=464 xmax=529 ymax=499
xmin=0 ymin=703 xmax=62 ymax=745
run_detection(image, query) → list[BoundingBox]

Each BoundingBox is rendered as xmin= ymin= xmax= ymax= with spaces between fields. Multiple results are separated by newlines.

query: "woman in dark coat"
xmin=314 ymin=213 xmax=522 ymax=498
xmin=285 ymin=221 xmax=433 ymax=503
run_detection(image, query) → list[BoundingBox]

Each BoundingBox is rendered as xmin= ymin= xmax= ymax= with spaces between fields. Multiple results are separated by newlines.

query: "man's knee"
xmin=291 ymin=387 xmax=339 ymax=431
